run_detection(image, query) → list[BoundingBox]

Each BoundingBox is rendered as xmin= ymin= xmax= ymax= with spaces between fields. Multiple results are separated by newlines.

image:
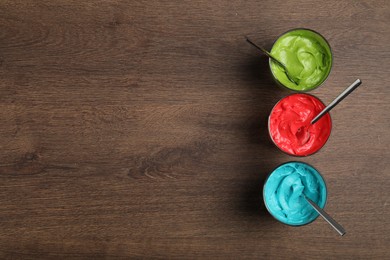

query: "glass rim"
xmin=268 ymin=28 xmax=333 ymax=93
xmin=262 ymin=161 xmax=328 ymax=227
xmin=267 ymin=93 xmax=333 ymax=157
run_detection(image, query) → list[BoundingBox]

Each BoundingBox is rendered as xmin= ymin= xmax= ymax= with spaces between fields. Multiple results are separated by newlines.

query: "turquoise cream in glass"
xmin=263 ymin=162 xmax=327 ymax=226
xmin=269 ymin=29 xmax=332 ymax=92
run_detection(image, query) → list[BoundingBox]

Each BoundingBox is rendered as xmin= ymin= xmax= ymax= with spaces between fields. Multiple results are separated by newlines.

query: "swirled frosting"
xmin=270 ymin=29 xmax=332 ymax=91
xmin=263 ymin=162 xmax=327 ymax=225
xmin=268 ymin=93 xmax=331 ymax=156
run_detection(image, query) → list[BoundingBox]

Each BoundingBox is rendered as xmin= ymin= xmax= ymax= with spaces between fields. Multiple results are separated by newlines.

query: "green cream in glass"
xmin=269 ymin=29 xmax=332 ymax=91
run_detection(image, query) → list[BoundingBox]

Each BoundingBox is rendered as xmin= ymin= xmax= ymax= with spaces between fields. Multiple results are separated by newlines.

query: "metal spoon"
xmin=304 ymin=195 xmax=346 ymax=236
xmin=246 ymin=37 xmax=299 ymax=85
xmin=295 ymin=79 xmax=362 ymax=142
xmin=311 ymin=79 xmax=362 ymax=124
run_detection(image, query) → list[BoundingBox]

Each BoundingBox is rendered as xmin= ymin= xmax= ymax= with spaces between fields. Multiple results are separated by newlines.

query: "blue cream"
xmin=263 ymin=162 xmax=327 ymax=226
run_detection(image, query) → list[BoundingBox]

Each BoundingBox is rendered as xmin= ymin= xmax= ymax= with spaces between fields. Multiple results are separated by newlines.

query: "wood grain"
xmin=0 ymin=0 xmax=389 ymax=259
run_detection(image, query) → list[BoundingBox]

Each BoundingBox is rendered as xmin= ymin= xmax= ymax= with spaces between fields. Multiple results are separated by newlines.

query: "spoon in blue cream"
xmin=303 ymin=195 xmax=346 ymax=236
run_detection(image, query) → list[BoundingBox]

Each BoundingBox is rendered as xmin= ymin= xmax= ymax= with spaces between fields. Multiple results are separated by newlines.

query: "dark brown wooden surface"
xmin=0 ymin=0 xmax=389 ymax=259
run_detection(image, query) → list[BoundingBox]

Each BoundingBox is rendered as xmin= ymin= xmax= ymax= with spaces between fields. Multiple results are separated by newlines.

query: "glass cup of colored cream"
xmin=263 ymin=161 xmax=327 ymax=226
xmin=269 ymin=28 xmax=332 ymax=92
xmin=268 ymin=93 xmax=332 ymax=156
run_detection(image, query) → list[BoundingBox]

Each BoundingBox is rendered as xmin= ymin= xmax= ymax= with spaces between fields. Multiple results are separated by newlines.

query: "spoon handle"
xmin=245 ymin=37 xmax=298 ymax=85
xmin=245 ymin=37 xmax=284 ymax=68
xmin=311 ymin=79 xmax=362 ymax=124
xmin=304 ymin=196 xmax=346 ymax=236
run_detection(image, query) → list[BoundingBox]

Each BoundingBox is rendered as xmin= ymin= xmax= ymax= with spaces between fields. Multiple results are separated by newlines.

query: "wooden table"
xmin=1 ymin=0 xmax=389 ymax=258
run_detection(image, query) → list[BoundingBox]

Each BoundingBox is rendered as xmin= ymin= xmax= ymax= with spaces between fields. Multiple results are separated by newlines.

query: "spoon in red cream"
xmin=311 ymin=79 xmax=362 ymax=124
xmin=296 ymin=79 xmax=362 ymax=143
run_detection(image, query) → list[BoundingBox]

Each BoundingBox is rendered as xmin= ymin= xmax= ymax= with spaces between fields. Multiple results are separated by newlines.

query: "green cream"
xmin=270 ymin=29 xmax=332 ymax=91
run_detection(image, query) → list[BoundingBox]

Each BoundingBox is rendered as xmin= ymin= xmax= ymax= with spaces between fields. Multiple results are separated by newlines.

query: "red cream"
xmin=268 ymin=94 xmax=332 ymax=156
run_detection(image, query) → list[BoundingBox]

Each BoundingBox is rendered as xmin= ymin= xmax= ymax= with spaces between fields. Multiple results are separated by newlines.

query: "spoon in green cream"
xmin=303 ymin=195 xmax=346 ymax=236
xmin=246 ymin=37 xmax=299 ymax=85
